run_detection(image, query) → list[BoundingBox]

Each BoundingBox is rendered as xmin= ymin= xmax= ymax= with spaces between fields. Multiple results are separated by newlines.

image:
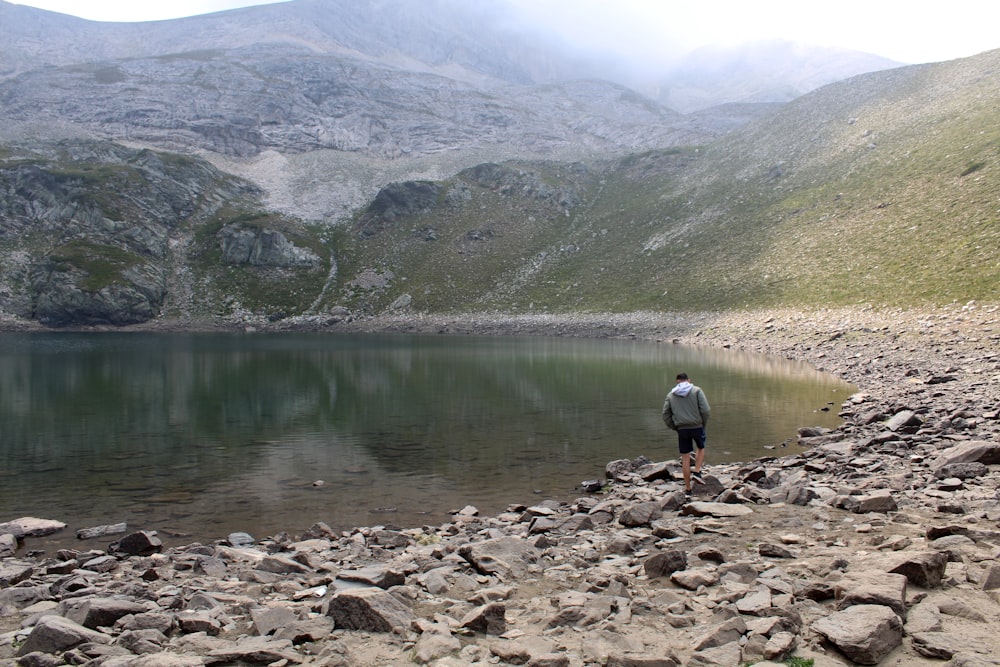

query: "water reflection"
xmin=0 ymin=332 xmax=854 ymax=549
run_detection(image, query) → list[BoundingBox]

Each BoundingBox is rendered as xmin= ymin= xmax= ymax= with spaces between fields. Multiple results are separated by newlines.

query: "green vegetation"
xmin=743 ymin=658 xmax=813 ymax=667
xmin=324 ymin=53 xmax=999 ymax=315
xmin=189 ymin=208 xmax=331 ymax=316
xmin=48 ymin=239 xmax=143 ymax=291
xmin=2 ymin=50 xmax=998 ymax=324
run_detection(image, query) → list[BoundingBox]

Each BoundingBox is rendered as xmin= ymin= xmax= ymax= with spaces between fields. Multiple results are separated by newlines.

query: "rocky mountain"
xmin=0 ymin=1 xmax=996 ymax=328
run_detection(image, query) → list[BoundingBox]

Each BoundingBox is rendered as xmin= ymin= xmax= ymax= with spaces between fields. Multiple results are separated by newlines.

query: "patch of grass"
xmin=48 ymin=240 xmax=143 ymax=291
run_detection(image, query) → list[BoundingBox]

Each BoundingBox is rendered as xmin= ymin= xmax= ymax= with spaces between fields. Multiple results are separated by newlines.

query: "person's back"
xmin=662 ymin=372 xmax=710 ymax=495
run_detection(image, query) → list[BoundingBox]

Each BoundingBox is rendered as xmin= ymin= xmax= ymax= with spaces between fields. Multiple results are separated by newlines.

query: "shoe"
xmin=692 ymin=470 xmax=704 ymax=483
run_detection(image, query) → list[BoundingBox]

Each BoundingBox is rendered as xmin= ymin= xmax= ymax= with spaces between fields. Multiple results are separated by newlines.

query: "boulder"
xmin=643 ymin=549 xmax=687 ymax=578
xmin=0 ymin=517 xmax=66 ymax=538
xmin=618 ymin=501 xmax=662 ymax=527
xmin=112 ymin=530 xmax=162 ymax=556
xmin=324 ymin=588 xmax=416 ymax=633
xmin=932 ymin=441 xmax=1000 ymax=469
xmin=811 ymin=604 xmax=903 ymax=665
xmin=460 ymin=602 xmax=506 ymax=635
xmin=887 ymin=551 xmax=948 ymax=588
xmin=834 ymin=572 xmax=908 ymax=618
xmin=18 ymin=615 xmax=112 ymax=656
xmin=63 ymin=597 xmax=149 ymax=629
xmin=458 ymin=536 xmax=538 ymax=578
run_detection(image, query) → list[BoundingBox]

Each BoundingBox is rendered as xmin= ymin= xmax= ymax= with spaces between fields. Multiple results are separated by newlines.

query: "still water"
xmin=0 ymin=332 xmax=854 ymax=550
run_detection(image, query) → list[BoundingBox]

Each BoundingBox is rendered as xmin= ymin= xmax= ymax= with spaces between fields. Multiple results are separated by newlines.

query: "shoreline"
xmin=2 ymin=303 xmax=999 ymax=666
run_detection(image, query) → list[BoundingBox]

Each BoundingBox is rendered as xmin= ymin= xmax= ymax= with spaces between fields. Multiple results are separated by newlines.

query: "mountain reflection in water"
xmin=0 ymin=332 xmax=854 ymax=550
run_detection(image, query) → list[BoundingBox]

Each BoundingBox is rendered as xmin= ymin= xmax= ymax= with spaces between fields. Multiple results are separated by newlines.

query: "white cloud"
xmin=8 ymin=0 xmax=1000 ymax=63
xmin=7 ymin=0 xmax=292 ymax=23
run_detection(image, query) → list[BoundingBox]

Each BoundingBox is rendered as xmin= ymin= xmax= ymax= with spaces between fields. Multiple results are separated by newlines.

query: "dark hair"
xmin=676 ymin=372 xmax=689 ymax=380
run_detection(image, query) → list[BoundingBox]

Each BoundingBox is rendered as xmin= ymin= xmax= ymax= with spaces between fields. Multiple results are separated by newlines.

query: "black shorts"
xmin=677 ymin=427 xmax=706 ymax=455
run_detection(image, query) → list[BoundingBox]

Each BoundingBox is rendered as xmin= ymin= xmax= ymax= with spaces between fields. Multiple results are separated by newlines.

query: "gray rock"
xmin=218 ymin=224 xmax=320 ymax=268
xmin=910 ymin=631 xmax=991 ymax=660
xmin=978 ymin=563 xmax=1000 ymax=591
xmin=0 ymin=561 xmax=35 ymax=587
xmin=735 ymin=587 xmax=773 ymax=615
xmin=63 ymin=597 xmax=149 ymax=629
xmin=460 ymin=602 xmax=506 ymax=635
xmin=692 ymin=616 xmax=747 ymax=651
xmin=271 ymin=620 xmax=335 ymax=647
xmin=854 ymin=489 xmax=898 ymax=513
xmin=757 ymin=543 xmax=795 ymax=559
xmin=934 ymin=462 xmax=988 ymax=480
xmin=251 ymin=606 xmax=299 ymax=636
xmin=670 ymin=567 xmax=719 ymax=591
xmin=0 ymin=583 xmax=52 ymax=609
xmin=256 ymin=554 xmax=310 ymax=575
xmin=0 ymin=532 xmax=16 ymax=557
xmin=176 ymin=611 xmax=223 ymax=636
xmin=205 ymin=636 xmax=301 ymax=665
xmin=75 ymin=522 xmax=127 ymax=540
xmin=413 ymin=630 xmax=461 ymax=663
xmin=117 ymin=628 xmax=169 ymax=654
xmin=887 ymin=410 xmax=922 ymax=432
xmin=680 ymin=502 xmax=753 ymax=518
xmin=643 ymin=549 xmax=687 ymax=578
xmin=686 ymin=641 xmax=742 ymax=667
xmin=932 ymin=440 xmax=1000 ymax=469
xmin=458 ymin=536 xmax=538 ymax=578
xmin=618 ymin=501 xmax=662 ymax=527
xmin=111 ymin=530 xmax=162 ymax=557
xmin=18 ymin=615 xmax=112 ymax=656
xmin=811 ymin=604 xmax=903 ymax=665
xmin=0 ymin=517 xmax=66 ymax=538
xmin=336 ymin=565 xmax=405 ymax=589
xmin=227 ymin=532 xmax=256 ymax=547
xmin=489 ymin=636 xmax=558 ymax=665
xmin=324 ymin=588 xmax=417 ymax=633
xmin=887 ymin=550 xmax=948 ymax=588
xmin=834 ymin=572 xmax=908 ymax=618
xmin=636 ymin=461 xmax=674 ymax=482
xmin=762 ymin=631 xmax=797 ymax=661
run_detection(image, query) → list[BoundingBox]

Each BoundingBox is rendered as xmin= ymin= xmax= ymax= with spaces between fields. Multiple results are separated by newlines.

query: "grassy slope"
xmin=328 ymin=50 xmax=1000 ymax=315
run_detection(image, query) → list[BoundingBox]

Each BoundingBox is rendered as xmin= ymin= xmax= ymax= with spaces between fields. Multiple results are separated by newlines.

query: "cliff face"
xmin=0 ymin=141 xmax=327 ymax=326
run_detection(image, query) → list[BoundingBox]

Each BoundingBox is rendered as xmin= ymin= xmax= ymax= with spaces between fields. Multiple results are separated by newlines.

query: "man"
xmin=661 ymin=372 xmax=711 ymax=496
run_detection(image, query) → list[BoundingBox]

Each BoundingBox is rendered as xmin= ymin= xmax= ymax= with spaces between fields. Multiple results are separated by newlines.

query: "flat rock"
xmin=680 ymin=502 xmax=753 ymax=518
xmin=834 ymin=571 xmax=908 ymax=618
xmin=932 ymin=441 xmax=1000 ymax=469
xmin=0 ymin=517 xmax=66 ymax=538
xmin=811 ymin=604 xmax=903 ymax=665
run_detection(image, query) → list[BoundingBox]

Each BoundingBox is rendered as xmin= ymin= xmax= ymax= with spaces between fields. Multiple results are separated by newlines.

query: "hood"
xmin=671 ymin=381 xmax=693 ymax=397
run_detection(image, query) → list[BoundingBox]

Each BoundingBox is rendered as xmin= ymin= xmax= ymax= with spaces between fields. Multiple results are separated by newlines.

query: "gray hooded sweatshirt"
xmin=662 ymin=381 xmax=711 ymax=430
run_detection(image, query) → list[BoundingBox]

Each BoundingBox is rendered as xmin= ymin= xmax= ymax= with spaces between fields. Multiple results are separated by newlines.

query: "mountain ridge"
xmin=0 ymin=2 xmax=997 ymax=327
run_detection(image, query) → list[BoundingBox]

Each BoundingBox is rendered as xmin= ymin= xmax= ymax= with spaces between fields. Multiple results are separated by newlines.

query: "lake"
xmin=0 ymin=332 xmax=854 ymax=551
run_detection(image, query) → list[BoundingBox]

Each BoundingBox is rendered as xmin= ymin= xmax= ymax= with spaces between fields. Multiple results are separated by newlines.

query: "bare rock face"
xmin=0 ymin=140 xmax=323 ymax=327
xmin=218 ymin=225 xmax=320 ymax=268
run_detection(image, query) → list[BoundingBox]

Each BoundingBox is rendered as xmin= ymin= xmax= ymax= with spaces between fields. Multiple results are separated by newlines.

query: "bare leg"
xmin=694 ymin=447 xmax=705 ymax=474
xmin=681 ymin=452 xmax=692 ymax=491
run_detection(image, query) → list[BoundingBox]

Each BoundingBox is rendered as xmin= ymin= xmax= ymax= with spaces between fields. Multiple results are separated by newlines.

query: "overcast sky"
xmin=8 ymin=0 xmax=1000 ymax=65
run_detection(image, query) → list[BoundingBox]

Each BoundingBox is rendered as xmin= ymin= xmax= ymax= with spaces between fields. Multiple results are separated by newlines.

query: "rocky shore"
xmin=2 ymin=303 xmax=999 ymax=666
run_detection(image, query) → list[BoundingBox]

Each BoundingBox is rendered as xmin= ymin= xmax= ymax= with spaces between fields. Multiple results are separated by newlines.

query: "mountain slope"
xmin=324 ymin=51 xmax=1000 ymax=315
